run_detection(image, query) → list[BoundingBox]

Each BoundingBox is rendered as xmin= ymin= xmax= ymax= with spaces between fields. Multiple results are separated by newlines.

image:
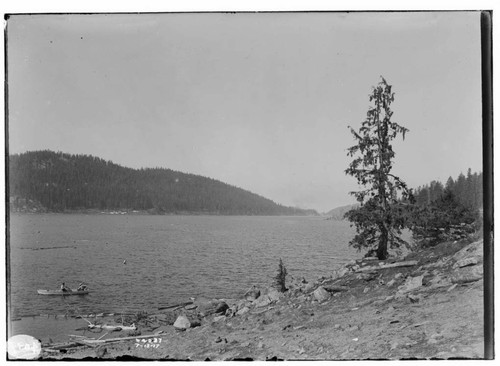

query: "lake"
xmin=8 ymin=214 xmax=358 ymax=318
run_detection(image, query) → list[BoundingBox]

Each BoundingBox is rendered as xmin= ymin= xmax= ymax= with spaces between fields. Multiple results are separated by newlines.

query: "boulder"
xmin=194 ymin=298 xmax=216 ymax=314
xmin=452 ymin=240 xmax=483 ymax=262
xmin=194 ymin=298 xmax=228 ymax=316
xmin=397 ymin=275 xmax=423 ymax=295
xmin=215 ymin=301 xmax=229 ymax=314
xmin=213 ymin=315 xmax=226 ymax=322
xmin=334 ymin=268 xmax=349 ymax=279
xmin=304 ymin=282 xmax=315 ymax=293
xmin=266 ymin=288 xmax=283 ymax=302
xmin=236 ymin=306 xmax=250 ymax=316
xmin=225 ymin=304 xmax=237 ymax=317
xmin=254 ymin=295 xmax=272 ymax=308
xmin=450 ymin=266 xmax=483 ymax=284
xmin=313 ymin=286 xmax=330 ymax=303
xmin=244 ymin=287 xmax=261 ymax=301
xmin=454 ymin=256 xmax=481 ymax=269
xmin=346 ymin=260 xmax=356 ymax=267
xmin=173 ymin=315 xmax=191 ymax=330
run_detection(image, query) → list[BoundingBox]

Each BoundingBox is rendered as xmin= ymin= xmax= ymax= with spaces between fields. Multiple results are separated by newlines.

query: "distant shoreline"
xmin=8 ymin=208 xmax=321 ymax=217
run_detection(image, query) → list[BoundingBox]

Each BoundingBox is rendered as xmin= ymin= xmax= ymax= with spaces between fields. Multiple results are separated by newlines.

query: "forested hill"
xmin=325 ymin=204 xmax=359 ymax=220
xmin=9 ymin=151 xmax=317 ymax=216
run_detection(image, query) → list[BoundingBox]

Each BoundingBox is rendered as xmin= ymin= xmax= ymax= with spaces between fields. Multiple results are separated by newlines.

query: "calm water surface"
xmin=9 ymin=214 xmax=358 ymax=317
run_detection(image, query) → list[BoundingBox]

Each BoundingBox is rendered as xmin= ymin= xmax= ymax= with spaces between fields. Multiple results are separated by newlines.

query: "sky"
xmin=6 ymin=11 xmax=483 ymax=213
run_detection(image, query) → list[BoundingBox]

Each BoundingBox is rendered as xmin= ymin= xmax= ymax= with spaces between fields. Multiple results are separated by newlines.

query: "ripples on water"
xmin=9 ymin=214 xmax=358 ymax=317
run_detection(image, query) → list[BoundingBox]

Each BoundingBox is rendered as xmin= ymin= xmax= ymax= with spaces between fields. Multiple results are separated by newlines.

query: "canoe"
xmin=37 ymin=289 xmax=90 ymax=296
xmin=88 ymin=323 xmax=137 ymax=331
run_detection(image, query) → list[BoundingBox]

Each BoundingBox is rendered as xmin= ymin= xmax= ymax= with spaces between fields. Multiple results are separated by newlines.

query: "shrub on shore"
xmin=275 ymin=258 xmax=288 ymax=293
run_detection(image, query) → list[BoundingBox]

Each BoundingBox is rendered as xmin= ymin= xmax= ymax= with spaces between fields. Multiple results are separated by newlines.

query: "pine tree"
xmin=344 ymin=77 xmax=414 ymax=260
xmin=275 ymin=258 xmax=288 ymax=292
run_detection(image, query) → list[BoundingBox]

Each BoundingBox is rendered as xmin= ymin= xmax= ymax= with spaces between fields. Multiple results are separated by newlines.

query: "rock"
xmin=450 ymin=266 xmax=483 ymax=284
xmin=334 ymin=324 xmax=342 ymax=330
xmin=95 ymin=346 xmax=107 ymax=358
xmin=313 ymin=286 xmax=330 ymax=303
xmin=236 ymin=299 xmax=251 ymax=311
xmin=215 ymin=301 xmax=229 ymax=314
xmin=254 ymin=295 xmax=272 ymax=308
xmin=356 ymin=272 xmax=376 ymax=281
xmin=394 ymin=273 xmax=403 ymax=279
xmin=190 ymin=319 xmax=201 ymax=328
xmin=225 ymin=305 xmax=237 ymax=317
xmin=236 ymin=306 xmax=250 ymax=316
xmin=155 ymin=314 xmax=169 ymax=322
xmin=304 ymin=282 xmax=315 ymax=293
xmin=173 ymin=315 xmax=191 ymax=330
xmin=407 ymin=294 xmax=421 ymax=303
xmin=386 ymin=279 xmax=396 ymax=287
xmin=336 ymin=268 xmax=349 ymax=278
xmin=213 ymin=315 xmax=226 ymax=322
xmin=363 ymin=287 xmax=370 ymax=293
xmin=195 ymin=298 xmax=219 ymax=316
xmin=447 ymin=284 xmax=458 ymax=292
xmin=346 ymin=260 xmax=356 ymax=267
xmin=297 ymin=295 xmax=307 ymax=303
xmin=452 ymin=240 xmax=483 ymax=262
xmin=397 ymin=275 xmax=423 ymax=294
xmin=185 ymin=304 xmax=197 ymax=310
xmin=244 ymin=287 xmax=261 ymax=301
xmin=266 ymin=287 xmax=283 ymax=302
xmin=454 ymin=256 xmax=481 ymax=269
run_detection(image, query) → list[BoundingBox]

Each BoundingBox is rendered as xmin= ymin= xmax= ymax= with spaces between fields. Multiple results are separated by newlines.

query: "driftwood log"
xmin=356 ymin=260 xmax=418 ymax=273
xmin=158 ymin=301 xmax=193 ymax=310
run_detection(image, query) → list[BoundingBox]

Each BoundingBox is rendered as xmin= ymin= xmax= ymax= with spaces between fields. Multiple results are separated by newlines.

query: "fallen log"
xmin=158 ymin=301 xmax=193 ymax=310
xmin=43 ymin=342 xmax=81 ymax=351
xmin=356 ymin=260 xmax=418 ymax=272
xmin=324 ymin=285 xmax=349 ymax=293
xmin=88 ymin=323 xmax=137 ymax=331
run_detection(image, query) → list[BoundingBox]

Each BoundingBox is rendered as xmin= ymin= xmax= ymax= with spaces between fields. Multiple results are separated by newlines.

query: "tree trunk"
xmin=377 ymin=225 xmax=389 ymax=260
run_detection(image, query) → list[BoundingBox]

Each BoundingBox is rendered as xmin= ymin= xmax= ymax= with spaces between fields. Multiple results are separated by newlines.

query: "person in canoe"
xmin=60 ymin=282 xmax=72 ymax=292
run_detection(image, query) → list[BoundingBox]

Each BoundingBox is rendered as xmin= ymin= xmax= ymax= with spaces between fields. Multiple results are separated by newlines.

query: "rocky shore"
xmin=28 ymin=239 xmax=484 ymax=360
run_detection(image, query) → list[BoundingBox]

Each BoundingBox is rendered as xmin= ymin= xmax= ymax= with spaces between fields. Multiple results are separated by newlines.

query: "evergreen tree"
xmin=274 ymin=258 xmax=288 ymax=293
xmin=411 ymin=188 xmax=479 ymax=247
xmin=344 ymin=77 xmax=414 ymax=260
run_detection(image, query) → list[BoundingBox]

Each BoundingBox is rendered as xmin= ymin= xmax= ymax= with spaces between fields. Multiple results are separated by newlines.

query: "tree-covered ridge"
xmin=9 ymin=150 xmax=317 ymax=216
xmin=413 ymin=169 xmax=483 ymax=211
xmin=410 ymin=169 xmax=483 ymax=247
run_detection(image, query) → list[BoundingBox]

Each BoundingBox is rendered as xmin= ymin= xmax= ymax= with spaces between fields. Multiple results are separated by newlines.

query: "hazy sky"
xmin=7 ymin=12 xmax=483 ymax=212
